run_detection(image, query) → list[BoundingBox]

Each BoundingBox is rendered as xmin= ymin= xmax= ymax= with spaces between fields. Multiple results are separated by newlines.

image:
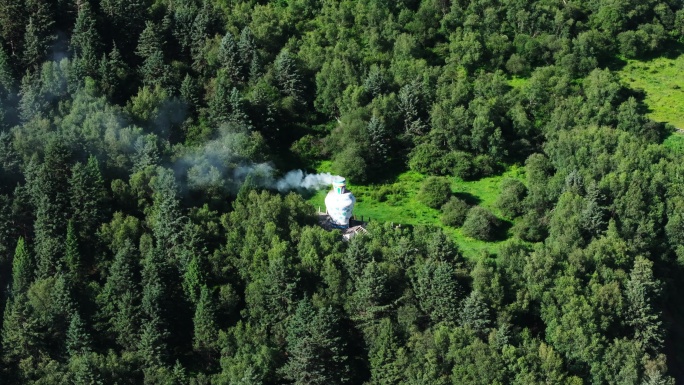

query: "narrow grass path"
xmin=307 ymin=163 xmax=525 ymax=259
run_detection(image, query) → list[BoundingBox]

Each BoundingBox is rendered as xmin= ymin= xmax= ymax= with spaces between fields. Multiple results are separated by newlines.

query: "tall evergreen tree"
xmin=412 ymin=260 xmax=462 ymax=324
xmin=626 ymin=256 xmax=664 ymax=353
xmin=238 ymin=27 xmax=256 ymax=81
xmin=66 ymin=311 xmax=91 ymax=356
xmin=33 ymin=139 xmax=72 ymax=278
xmin=11 ymin=237 xmax=32 ymax=295
xmin=70 ymin=2 xmax=100 ymax=78
xmin=218 ymin=32 xmax=240 ymax=82
xmin=192 ymin=285 xmax=218 ymax=354
xmin=0 ymin=0 xmax=25 ymax=54
xmin=281 ymin=299 xmax=351 ymax=385
xmin=69 ymin=156 xmax=108 ymax=244
xmin=0 ymin=44 xmax=14 ymax=95
xmin=97 ymin=241 xmax=140 ymax=350
xmin=149 ymin=167 xmax=183 ymax=258
xmin=273 ymin=48 xmax=303 ymax=100
xmin=64 ymin=220 xmax=81 ymax=283
xmin=459 ymin=290 xmax=491 ymax=337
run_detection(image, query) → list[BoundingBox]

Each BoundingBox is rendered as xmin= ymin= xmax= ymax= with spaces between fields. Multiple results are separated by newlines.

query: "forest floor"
xmin=306 ymin=162 xmax=525 ymax=259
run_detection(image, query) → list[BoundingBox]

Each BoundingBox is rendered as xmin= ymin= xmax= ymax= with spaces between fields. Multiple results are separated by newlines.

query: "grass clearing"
xmin=618 ymin=54 xmax=684 ymax=129
xmin=663 ymin=132 xmax=684 ymax=153
xmin=306 ymin=164 xmax=525 ymax=258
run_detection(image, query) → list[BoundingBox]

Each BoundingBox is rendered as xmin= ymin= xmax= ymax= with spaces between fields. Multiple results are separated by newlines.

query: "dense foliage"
xmin=1 ymin=0 xmax=684 ymax=383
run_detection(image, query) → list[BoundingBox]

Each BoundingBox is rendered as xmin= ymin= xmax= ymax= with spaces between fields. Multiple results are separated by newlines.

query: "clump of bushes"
xmin=440 ymin=197 xmax=470 ymax=227
xmin=417 ymin=176 xmax=452 ymax=209
xmin=495 ymin=178 xmax=527 ymax=219
xmin=462 ymin=206 xmax=500 ymax=241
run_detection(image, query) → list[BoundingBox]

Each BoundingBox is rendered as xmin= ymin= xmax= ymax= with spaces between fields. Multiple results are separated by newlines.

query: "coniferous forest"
xmin=2 ymin=0 xmax=684 ymax=383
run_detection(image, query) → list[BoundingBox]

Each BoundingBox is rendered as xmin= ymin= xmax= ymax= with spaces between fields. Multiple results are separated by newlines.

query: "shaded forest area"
xmin=1 ymin=0 xmax=684 ymax=383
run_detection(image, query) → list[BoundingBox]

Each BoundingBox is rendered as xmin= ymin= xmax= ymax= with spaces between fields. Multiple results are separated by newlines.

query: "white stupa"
xmin=324 ymin=178 xmax=356 ymax=229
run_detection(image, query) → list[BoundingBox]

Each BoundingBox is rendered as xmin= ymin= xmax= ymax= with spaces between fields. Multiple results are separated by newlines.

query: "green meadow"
xmin=307 ymin=162 xmax=525 ymax=258
xmin=618 ymin=54 xmax=684 ymax=129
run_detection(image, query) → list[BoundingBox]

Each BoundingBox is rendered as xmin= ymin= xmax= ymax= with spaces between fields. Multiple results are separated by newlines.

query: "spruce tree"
xmin=69 ymin=156 xmax=108 ymax=244
xmin=238 ymin=27 xmax=256 ymax=81
xmin=11 ymin=237 xmax=33 ymax=295
xmin=281 ymin=299 xmax=351 ymax=385
xmin=459 ymin=290 xmax=491 ymax=337
xmin=192 ymin=285 xmax=218 ymax=354
xmin=218 ymin=32 xmax=240 ymax=82
xmin=273 ymin=48 xmax=302 ymax=100
xmin=64 ymin=220 xmax=81 ymax=283
xmin=626 ymin=256 xmax=664 ymax=353
xmin=66 ymin=311 xmax=91 ymax=356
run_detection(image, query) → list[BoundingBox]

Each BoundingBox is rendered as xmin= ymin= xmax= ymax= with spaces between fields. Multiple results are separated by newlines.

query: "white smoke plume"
xmin=174 ymin=123 xmax=340 ymax=194
xmin=274 ymin=170 xmax=342 ymax=192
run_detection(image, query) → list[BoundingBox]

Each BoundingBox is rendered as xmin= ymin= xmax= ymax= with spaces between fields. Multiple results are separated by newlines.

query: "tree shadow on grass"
xmin=491 ymin=219 xmax=513 ymax=242
xmin=454 ymin=192 xmax=481 ymax=206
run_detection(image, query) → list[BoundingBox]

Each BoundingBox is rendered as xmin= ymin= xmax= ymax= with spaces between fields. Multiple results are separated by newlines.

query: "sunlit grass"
xmin=618 ymin=54 xmax=684 ymax=129
xmin=306 ymin=165 xmax=525 ymax=259
xmin=663 ymin=132 xmax=684 ymax=153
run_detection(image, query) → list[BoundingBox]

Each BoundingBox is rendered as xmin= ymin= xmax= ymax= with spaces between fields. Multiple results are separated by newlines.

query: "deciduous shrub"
xmin=495 ymin=178 xmax=527 ymax=219
xmin=462 ymin=206 xmax=500 ymax=241
xmin=441 ymin=197 xmax=470 ymax=227
xmin=417 ymin=177 xmax=452 ymax=209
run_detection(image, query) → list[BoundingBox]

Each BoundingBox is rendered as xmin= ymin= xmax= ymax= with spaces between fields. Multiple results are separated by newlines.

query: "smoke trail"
xmin=175 ymin=124 xmax=340 ymax=193
xmin=274 ymin=170 xmax=342 ymax=192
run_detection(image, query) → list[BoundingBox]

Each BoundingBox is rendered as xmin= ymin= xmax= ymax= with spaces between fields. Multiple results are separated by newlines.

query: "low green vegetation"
xmin=307 ymin=165 xmax=525 ymax=258
xmin=618 ymin=54 xmax=684 ymax=129
xmin=664 ymin=131 xmax=684 ymax=153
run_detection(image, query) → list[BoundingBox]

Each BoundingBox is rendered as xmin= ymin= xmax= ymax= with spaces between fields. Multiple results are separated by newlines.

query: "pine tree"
xmin=349 ymin=261 xmax=392 ymax=325
xmin=66 ymin=311 xmax=91 ymax=356
xmin=367 ymin=114 xmax=389 ymax=168
xmin=218 ymin=32 xmax=240 ymax=82
xmin=138 ymin=316 xmax=168 ymax=369
xmin=69 ymin=354 xmax=104 ymax=385
xmin=97 ymin=240 xmax=140 ymax=350
xmin=626 ymin=256 xmax=664 ymax=353
xmin=0 ymin=44 xmax=14 ymax=94
xmin=69 ymin=156 xmax=108 ymax=244
xmin=182 ymin=254 xmax=204 ymax=304
xmin=171 ymin=0 xmax=198 ymax=54
xmin=18 ymin=72 xmax=41 ymax=123
xmin=281 ymin=299 xmax=351 ymax=385
xmin=238 ymin=27 xmax=256 ymax=81
xmin=180 ymin=73 xmax=199 ymax=112
xmin=21 ymin=0 xmax=55 ymax=68
xmin=368 ymin=318 xmax=402 ymax=385
xmin=459 ymin=290 xmax=491 ymax=337
xmin=192 ymin=285 xmax=218 ymax=354
xmin=22 ymin=17 xmax=43 ymax=68
xmin=413 ymin=260 xmax=462 ymax=324
xmin=70 ymin=2 xmax=99 ymax=56
xmin=99 ymin=43 xmax=129 ymax=100
xmin=1 ymin=294 xmax=41 ymax=367
xmin=149 ymin=167 xmax=183 ymax=257
xmin=64 ymin=220 xmax=81 ymax=283
xmin=34 ymin=139 xmax=72 ymax=278
xmin=11 ymin=237 xmax=33 ymax=295
xmin=363 ymin=65 xmax=385 ymax=98
xmin=189 ymin=1 xmax=213 ymax=74
xmin=273 ymin=48 xmax=302 ymax=100
xmin=0 ymin=0 xmax=25 ymax=54
xmin=136 ymin=20 xmax=164 ymax=62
